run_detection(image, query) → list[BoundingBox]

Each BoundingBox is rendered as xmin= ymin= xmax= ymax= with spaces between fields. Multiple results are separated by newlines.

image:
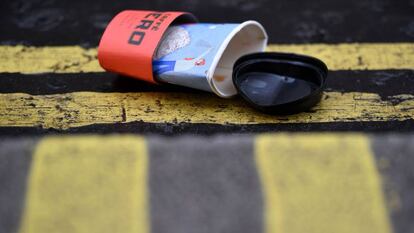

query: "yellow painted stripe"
xmin=0 ymin=91 xmax=413 ymax=129
xmin=0 ymin=43 xmax=412 ymax=73
xmin=0 ymin=45 xmax=103 ymax=74
xmin=267 ymin=43 xmax=414 ymax=70
xmin=255 ymin=134 xmax=392 ymax=233
xmin=19 ymin=136 xmax=149 ymax=233
xmin=0 ymin=45 xmax=102 ymax=73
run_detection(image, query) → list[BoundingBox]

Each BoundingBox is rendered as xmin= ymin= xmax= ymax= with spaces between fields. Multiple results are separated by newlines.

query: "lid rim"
xmin=233 ymin=52 xmax=328 ymax=114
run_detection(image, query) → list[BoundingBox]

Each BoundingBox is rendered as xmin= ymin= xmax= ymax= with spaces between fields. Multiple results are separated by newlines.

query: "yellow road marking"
xmin=267 ymin=43 xmax=414 ymax=70
xmin=0 ymin=43 xmax=412 ymax=73
xmin=19 ymin=136 xmax=149 ymax=233
xmin=0 ymin=91 xmax=413 ymax=129
xmin=0 ymin=45 xmax=101 ymax=74
xmin=255 ymin=134 xmax=392 ymax=233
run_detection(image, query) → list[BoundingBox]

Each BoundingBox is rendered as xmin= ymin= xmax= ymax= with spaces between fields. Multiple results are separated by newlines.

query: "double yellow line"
xmin=18 ymin=134 xmax=391 ymax=233
xmin=0 ymin=43 xmax=413 ymax=129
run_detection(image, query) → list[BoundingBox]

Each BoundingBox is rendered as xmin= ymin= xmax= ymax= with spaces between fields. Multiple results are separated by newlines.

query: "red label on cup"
xmin=98 ymin=10 xmax=197 ymax=83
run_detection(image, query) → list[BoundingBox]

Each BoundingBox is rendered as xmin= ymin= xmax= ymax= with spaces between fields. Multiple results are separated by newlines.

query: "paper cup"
xmin=153 ymin=22 xmax=268 ymax=97
xmin=98 ymin=10 xmax=267 ymax=98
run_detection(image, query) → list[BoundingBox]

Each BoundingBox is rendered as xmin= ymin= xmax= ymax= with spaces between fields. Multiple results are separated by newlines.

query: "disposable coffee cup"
xmin=98 ymin=10 xmax=267 ymax=98
xmin=98 ymin=10 xmax=328 ymax=114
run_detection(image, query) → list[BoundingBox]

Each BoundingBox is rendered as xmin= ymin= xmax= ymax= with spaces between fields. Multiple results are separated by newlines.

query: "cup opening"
xmin=170 ymin=13 xmax=198 ymax=26
xmin=209 ymin=21 xmax=268 ymax=98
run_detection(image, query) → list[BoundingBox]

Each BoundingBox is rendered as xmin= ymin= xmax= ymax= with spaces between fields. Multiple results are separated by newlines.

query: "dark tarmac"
xmin=0 ymin=0 xmax=413 ymax=232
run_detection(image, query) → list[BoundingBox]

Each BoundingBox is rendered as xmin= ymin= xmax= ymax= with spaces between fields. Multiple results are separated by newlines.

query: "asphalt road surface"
xmin=0 ymin=0 xmax=413 ymax=232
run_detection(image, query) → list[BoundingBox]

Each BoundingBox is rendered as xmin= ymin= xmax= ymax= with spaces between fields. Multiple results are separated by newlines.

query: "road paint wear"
xmin=0 ymin=91 xmax=412 ymax=129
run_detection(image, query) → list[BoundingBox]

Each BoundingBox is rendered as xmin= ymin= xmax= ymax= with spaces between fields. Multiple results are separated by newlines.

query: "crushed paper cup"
xmin=98 ymin=10 xmax=267 ymax=97
xmin=153 ymin=22 xmax=268 ymax=97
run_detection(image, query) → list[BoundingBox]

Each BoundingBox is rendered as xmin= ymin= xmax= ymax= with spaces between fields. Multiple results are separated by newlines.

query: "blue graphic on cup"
xmin=153 ymin=47 xmax=212 ymax=75
xmin=153 ymin=22 xmax=268 ymax=97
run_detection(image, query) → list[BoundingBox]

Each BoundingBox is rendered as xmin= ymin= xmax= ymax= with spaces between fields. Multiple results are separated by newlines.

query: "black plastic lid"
xmin=233 ymin=52 xmax=328 ymax=114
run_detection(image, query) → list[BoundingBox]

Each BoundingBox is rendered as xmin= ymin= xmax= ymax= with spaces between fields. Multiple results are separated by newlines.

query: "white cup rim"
xmin=207 ymin=21 xmax=268 ymax=98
